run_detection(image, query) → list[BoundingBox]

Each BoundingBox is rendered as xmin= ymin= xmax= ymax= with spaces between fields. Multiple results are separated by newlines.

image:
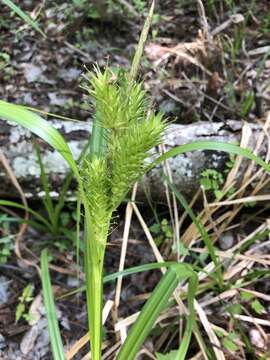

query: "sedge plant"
xmin=81 ymin=66 xmax=169 ymax=359
xmin=1 ymin=3 xmax=270 ymax=359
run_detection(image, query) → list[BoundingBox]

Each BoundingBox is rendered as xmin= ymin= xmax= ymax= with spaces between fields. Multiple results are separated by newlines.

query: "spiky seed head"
xmin=81 ymin=157 xmax=111 ymax=244
xmin=83 ymin=67 xmax=167 ymax=213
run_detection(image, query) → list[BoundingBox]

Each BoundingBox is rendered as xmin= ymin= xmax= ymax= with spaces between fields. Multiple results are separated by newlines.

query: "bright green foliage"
xmin=222 ymin=332 xmax=240 ymax=353
xmin=215 ymin=329 xmax=240 ymax=354
xmin=0 ymin=219 xmax=14 ymax=264
xmin=0 ymin=214 xmax=25 ymax=264
xmin=240 ymin=290 xmax=254 ymax=301
xmin=199 ymin=155 xmax=237 ymax=200
xmin=200 ymin=169 xmax=224 ymax=200
xmin=0 ymin=100 xmax=79 ymax=177
xmin=41 ymin=249 xmax=65 ymax=360
xmin=132 ymin=0 xmax=147 ymax=13
xmin=0 ymin=52 xmax=10 ymax=71
xmin=0 ymin=235 xmax=13 ymax=263
xmin=85 ymin=68 xmax=146 ymax=131
xmin=251 ymin=299 xmax=265 ymax=315
xmin=156 ymin=350 xmax=179 ymax=359
xmin=117 ymin=264 xmax=198 ymax=360
xmin=83 ymin=67 xmax=166 ymax=211
xmin=241 ymin=290 xmax=265 ymax=315
xmin=110 ymin=111 xmax=165 ymax=207
xmin=81 ymin=156 xmax=111 ymax=246
xmin=81 ymin=63 xmax=167 ymax=360
xmin=227 ymin=303 xmax=243 ymax=315
xmin=150 ymin=218 xmax=173 ymax=246
xmin=2 ymin=99 xmax=270 ymax=360
xmin=81 ymin=68 xmax=166 ymax=360
xmin=16 ymin=284 xmax=34 ymax=323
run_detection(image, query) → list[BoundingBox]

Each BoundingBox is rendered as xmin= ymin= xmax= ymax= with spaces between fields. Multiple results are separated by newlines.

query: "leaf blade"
xmin=2 ymin=0 xmax=46 ymax=37
xmin=41 ymin=249 xmax=65 ymax=360
xmin=0 ymin=101 xmax=79 ymax=177
xmin=150 ymin=141 xmax=270 ymax=173
xmin=117 ymin=264 xmax=197 ymax=360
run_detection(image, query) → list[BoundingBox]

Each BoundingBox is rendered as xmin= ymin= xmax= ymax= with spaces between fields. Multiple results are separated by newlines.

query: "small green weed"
xmin=241 ymin=290 xmax=266 ymax=315
xmin=200 ymin=153 xmax=236 ymax=200
xmin=16 ymin=284 xmax=35 ymax=323
xmin=222 ymin=332 xmax=240 ymax=353
xmin=150 ymin=218 xmax=173 ymax=246
xmin=200 ymin=169 xmax=225 ymax=200
xmin=132 ymin=0 xmax=147 ymax=14
xmin=0 ymin=235 xmax=13 ymax=264
xmin=0 ymin=218 xmax=14 ymax=264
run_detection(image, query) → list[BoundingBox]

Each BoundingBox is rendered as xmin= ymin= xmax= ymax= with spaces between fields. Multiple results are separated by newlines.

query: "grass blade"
xmin=34 ymin=142 xmax=57 ymax=232
xmin=2 ymin=0 xmax=46 ymax=37
xmin=150 ymin=141 xmax=270 ymax=173
xmin=104 ymin=261 xmax=176 ymax=283
xmin=117 ymin=264 xmax=197 ymax=360
xmin=0 ymin=101 xmax=79 ymax=177
xmin=59 ymin=261 xmax=178 ymax=299
xmin=54 ymin=138 xmax=91 ymax=221
xmin=41 ymin=249 xmax=65 ymax=360
xmin=165 ymin=177 xmax=223 ymax=286
xmin=128 ymin=0 xmax=155 ymax=82
xmin=129 ymin=1 xmax=155 ymax=82
xmin=0 ymin=199 xmax=52 ymax=230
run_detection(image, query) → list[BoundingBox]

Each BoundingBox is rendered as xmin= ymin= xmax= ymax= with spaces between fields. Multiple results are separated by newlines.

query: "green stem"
xmin=88 ymin=260 xmax=104 ymax=360
xmin=84 ymin=214 xmax=110 ymax=360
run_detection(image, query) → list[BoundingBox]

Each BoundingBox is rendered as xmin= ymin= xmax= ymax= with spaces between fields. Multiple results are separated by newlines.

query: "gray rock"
xmin=20 ymin=325 xmax=39 ymax=355
xmin=0 ymin=333 xmax=6 ymax=350
xmin=0 ymin=276 xmax=10 ymax=305
xmin=218 ymin=231 xmax=235 ymax=250
xmin=23 ymin=64 xmax=44 ymax=83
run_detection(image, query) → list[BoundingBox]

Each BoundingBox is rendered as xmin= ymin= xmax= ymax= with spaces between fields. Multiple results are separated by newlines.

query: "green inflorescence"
xmin=81 ymin=66 xmax=167 ymax=216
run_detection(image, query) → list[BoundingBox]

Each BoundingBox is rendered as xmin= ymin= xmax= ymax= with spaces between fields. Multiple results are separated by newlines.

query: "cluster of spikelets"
xmin=80 ymin=67 xmax=166 ymax=244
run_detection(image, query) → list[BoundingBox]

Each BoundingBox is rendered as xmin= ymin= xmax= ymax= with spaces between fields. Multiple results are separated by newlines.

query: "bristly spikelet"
xmin=83 ymin=67 xmax=167 ymax=211
xmin=118 ymin=79 xmax=147 ymax=125
xmin=88 ymin=67 xmax=125 ymax=131
xmin=85 ymin=67 xmax=148 ymax=132
xmin=81 ymin=157 xmax=111 ymax=244
xmin=109 ymin=111 xmax=166 ymax=208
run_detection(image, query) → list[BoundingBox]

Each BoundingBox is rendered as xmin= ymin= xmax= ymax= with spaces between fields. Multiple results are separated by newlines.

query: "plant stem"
xmin=84 ymin=214 xmax=110 ymax=360
xmin=88 ymin=260 xmax=104 ymax=360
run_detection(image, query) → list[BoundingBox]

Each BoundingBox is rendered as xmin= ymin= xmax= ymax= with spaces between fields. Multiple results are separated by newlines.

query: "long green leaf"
xmin=85 ymin=3 xmax=156 ymax=359
xmin=0 ymin=101 xmax=79 ymax=178
xmin=164 ymin=177 xmax=223 ymax=286
xmin=54 ymin=138 xmax=91 ymax=221
xmin=117 ymin=264 xmax=197 ymax=360
xmin=128 ymin=0 xmax=155 ymax=82
xmin=0 ymin=199 xmax=52 ymax=230
xmin=104 ymin=261 xmax=176 ymax=283
xmin=2 ymin=0 xmax=46 ymax=37
xmin=150 ymin=141 xmax=270 ymax=173
xmin=34 ymin=142 xmax=57 ymax=232
xmin=41 ymin=249 xmax=65 ymax=360
xmin=59 ymin=261 xmax=178 ymax=299
xmin=58 ymin=263 xmax=197 ymax=359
